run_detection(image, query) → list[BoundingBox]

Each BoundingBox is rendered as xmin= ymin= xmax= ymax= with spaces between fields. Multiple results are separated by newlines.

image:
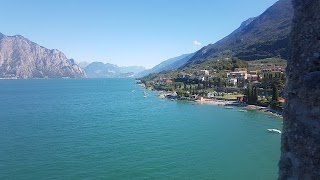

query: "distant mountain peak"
xmin=13 ymin=34 xmax=24 ymax=38
xmin=240 ymin=17 xmax=256 ymax=28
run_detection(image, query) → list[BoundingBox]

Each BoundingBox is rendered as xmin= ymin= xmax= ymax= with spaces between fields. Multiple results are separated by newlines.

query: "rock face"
xmin=0 ymin=33 xmax=86 ymax=78
xmin=278 ymin=0 xmax=320 ymax=179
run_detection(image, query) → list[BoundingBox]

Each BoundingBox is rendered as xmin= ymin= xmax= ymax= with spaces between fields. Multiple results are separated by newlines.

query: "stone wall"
xmin=279 ymin=0 xmax=320 ymax=179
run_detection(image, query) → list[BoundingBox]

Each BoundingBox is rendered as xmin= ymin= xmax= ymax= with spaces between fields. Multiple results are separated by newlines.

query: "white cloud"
xmin=194 ymin=40 xmax=201 ymax=46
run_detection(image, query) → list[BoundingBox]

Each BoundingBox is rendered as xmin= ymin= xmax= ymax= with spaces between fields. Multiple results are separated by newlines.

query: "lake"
xmin=0 ymin=78 xmax=282 ymax=179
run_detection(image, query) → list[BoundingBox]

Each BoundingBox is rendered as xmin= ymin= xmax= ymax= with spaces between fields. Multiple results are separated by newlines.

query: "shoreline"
xmin=195 ymin=99 xmax=283 ymax=118
xmin=139 ymin=83 xmax=283 ymax=119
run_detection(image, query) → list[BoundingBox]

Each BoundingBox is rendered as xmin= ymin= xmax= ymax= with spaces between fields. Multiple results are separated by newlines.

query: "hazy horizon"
xmin=1 ymin=0 xmax=278 ymax=68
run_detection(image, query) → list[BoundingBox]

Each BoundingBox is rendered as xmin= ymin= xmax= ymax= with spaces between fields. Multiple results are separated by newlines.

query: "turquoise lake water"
xmin=0 ymin=78 xmax=282 ymax=179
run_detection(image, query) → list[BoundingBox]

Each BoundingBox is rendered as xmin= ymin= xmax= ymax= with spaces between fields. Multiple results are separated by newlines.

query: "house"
xmin=272 ymin=67 xmax=284 ymax=72
xmin=197 ymin=97 xmax=204 ymax=102
xmin=199 ymin=70 xmax=210 ymax=76
xmin=247 ymin=74 xmax=258 ymax=82
xmin=178 ymin=73 xmax=192 ymax=79
xmin=249 ymin=71 xmax=258 ymax=75
xmin=165 ymin=79 xmax=173 ymax=85
xmin=228 ymin=78 xmax=238 ymax=86
xmin=261 ymin=69 xmax=272 ymax=73
xmin=227 ymin=68 xmax=248 ymax=80
xmin=226 ymin=69 xmax=248 ymax=87
xmin=193 ymin=69 xmax=210 ymax=76
xmin=199 ymin=76 xmax=205 ymax=81
xmin=224 ymin=70 xmax=232 ymax=74
xmin=237 ymin=96 xmax=245 ymax=102
xmin=278 ymin=97 xmax=285 ymax=107
xmin=227 ymin=71 xmax=248 ymax=80
xmin=207 ymin=91 xmax=218 ymax=98
xmin=234 ymin=68 xmax=247 ymax=72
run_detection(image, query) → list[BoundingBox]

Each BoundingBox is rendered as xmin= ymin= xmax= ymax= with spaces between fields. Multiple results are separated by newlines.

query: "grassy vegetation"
xmin=215 ymin=94 xmax=243 ymax=99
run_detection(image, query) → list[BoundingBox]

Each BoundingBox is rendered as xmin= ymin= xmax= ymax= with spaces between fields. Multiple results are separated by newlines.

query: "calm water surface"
xmin=0 ymin=79 xmax=282 ymax=179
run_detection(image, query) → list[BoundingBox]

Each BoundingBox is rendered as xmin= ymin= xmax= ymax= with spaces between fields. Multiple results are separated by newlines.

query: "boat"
xmin=267 ymin=129 xmax=282 ymax=134
xmin=239 ymin=110 xmax=247 ymax=112
xmin=143 ymin=95 xmax=147 ymax=98
xmin=132 ymin=90 xmax=135 ymax=92
xmin=224 ymin=106 xmax=233 ymax=109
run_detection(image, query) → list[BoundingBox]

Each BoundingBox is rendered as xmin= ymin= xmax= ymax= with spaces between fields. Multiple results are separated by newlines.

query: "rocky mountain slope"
xmin=0 ymin=33 xmax=86 ymax=78
xmin=183 ymin=0 xmax=293 ymax=68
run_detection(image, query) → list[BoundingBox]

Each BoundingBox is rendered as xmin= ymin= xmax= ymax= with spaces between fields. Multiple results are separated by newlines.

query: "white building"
xmin=193 ymin=70 xmax=210 ymax=76
xmin=228 ymin=78 xmax=238 ymax=86
xmin=227 ymin=71 xmax=248 ymax=80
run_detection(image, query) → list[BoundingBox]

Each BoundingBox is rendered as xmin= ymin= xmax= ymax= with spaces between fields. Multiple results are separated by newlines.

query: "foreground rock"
xmin=0 ymin=33 xmax=86 ymax=79
xmin=279 ymin=0 xmax=320 ymax=179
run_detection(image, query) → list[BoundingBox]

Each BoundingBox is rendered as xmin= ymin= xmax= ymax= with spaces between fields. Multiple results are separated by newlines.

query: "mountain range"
xmin=182 ymin=0 xmax=293 ymax=68
xmin=0 ymin=32 xmax=145 ymax=79
xmin=0 ymin=33 xmax=86 ymax=79
xmin=137 ymin=53 xmax=195 ymax=77
xmin=141 ymin=0 xmax=293 ymax=77
xmin=0 ymin=0 xmax=293 ymax=79
xmin=84 ymin=62 xmax=145 ymax=78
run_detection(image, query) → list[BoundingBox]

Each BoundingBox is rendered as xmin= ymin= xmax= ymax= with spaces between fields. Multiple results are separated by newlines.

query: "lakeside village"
xmin=138 ymin=59 xmax=286 ymax=117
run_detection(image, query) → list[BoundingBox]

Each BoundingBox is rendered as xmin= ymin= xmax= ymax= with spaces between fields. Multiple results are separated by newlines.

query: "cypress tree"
xmin=272 ymin=83 xmax=279 ymax=101
xmin=246 ymin=84 xmax=252 ymax=104
xmin=252 ymin=86 xmax=258 ymax=103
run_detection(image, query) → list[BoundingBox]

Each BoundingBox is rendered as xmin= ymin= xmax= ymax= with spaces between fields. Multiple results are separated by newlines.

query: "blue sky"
xmin=0 ymin=0 xmax=278 ymax=68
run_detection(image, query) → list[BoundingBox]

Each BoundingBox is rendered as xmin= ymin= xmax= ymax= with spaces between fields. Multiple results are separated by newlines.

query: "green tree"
xmin=245 ymin=84 xmax=252 ymax=104
xmin=252 ymin=86 xmax=258 ymax=103
xmin=209 ymin=80 xmax=213 ymax=88
xmin=245 ymin=84 xmax=258 ymax=104
xmin=197 ymin=81 xmax=201 ymax=90
xmin=272 ymin=83 xmax=279 ymax=101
